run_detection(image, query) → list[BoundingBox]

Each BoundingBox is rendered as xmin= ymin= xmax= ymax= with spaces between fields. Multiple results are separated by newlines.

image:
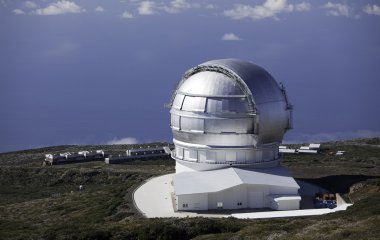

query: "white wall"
xmin=270 ymin=199 xmax=300 ymax=210
xmin=280 ymin=200 xmax=300 ymax=210
xmin=176 ymin=193 xmax=208 ymax=211
xmin=208 ymin=184 xmax=247 ymax=209
xmin=175 ymin=162 xmax=196 ymax=174
xmin=247 ymin=184 xmax=271 ymax=208
xmin=175 ymin=183 xmax=300 ymax=211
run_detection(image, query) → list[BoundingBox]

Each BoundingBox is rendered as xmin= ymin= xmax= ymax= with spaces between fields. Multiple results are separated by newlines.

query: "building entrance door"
xmin=248 ymin=192 xmax=264 ymax=208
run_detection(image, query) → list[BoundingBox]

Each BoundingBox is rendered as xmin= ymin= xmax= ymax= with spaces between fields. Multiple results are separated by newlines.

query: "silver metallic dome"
xmin=168 ymin=59 xmax=292 ymax=172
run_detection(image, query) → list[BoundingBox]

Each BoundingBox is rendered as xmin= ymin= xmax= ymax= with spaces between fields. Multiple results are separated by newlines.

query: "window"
xmin=182 ymin=203 xmax=188 ymax=208
xmin=204 ymin=119 xmax=253 ymax=134
xmin=217 ymin=202 xmax=223 ymax=208
xmin=184 ymin=149 xmax=197 ymax=161
xmin=181 ymin=117 xmax=204 ymax=132
xmin=226 ymin=98 xmax=249 ymax=113
xmin=198 ymin=151 xmax=206 ymax=161
xmin=182 ymin=96 xmax=206 ymax=112
xmin=237 ymin=202 xmax=243 ymax=206
xmin=216 ymin=152 xmax=226 ymax=162
xmin=246 ymin=151 xmax=254 ymax=161
xmin=255 ymin=150 xmax=263 ymax=162
xmin=206 ymin=98 xmax=222 ymax=113
xmin=171 ymin=115 xmax=180 ymax=129
xmin=207 ymin=97 xmax=249 ymax=113
xmin=226 ymin=152 xmax=237 ymax=162
xmin=206 ymin=151 xmax=216 ymax=161
xmin=176 ymin=147 xmax=184 ymax=160
xmin=173 ymin=94 xmax=185 ymax=110
xmin=237 ymin=151 xmax=246 ymax=161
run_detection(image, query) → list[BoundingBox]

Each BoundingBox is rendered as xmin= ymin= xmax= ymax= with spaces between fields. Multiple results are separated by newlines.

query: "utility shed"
xmin=298 ymin=149 xmax=318 ymax=154
xmin=309 ymin=143 xmax=321 ymax=149
xmin=279 ymin=149 xmax=296 ymax=154
xmin=173 ymin=167 xmax=300 ymax=211
xmin=268 ymin=195 xmax=302 ymax=210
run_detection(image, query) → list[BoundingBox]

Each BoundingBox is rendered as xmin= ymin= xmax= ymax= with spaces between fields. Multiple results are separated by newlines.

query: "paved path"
xmin=232 ymin=204 xmax=352 ymax=219
xmin=133 ymin=173 xmax=352 ymax=219
xmin=134 ymin=174 xmax=229 ymax=218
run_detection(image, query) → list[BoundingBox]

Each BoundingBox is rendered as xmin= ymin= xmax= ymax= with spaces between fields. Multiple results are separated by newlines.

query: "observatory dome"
xmin=169 ymin=59 xmax=292 ymax=172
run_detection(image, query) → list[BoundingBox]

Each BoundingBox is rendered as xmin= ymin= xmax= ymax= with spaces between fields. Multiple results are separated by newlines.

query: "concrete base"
xmin=133 ymin=174 xmax=352 ymax=219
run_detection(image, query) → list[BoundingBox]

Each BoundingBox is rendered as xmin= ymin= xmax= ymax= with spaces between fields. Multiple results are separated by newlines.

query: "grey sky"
xmin=1 ymin=0 xmax=379 ymax=152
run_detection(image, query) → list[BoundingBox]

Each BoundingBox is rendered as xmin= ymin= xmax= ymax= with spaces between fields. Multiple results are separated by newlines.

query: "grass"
xmin=0 ymin=139 xmax=379 ymax=239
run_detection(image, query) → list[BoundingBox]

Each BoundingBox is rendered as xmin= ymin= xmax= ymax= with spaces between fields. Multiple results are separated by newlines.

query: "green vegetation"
xmin=283 ymin=139 xmax=380 ymax=178
xmin=0 ymin=139 xmax=379 ymax=239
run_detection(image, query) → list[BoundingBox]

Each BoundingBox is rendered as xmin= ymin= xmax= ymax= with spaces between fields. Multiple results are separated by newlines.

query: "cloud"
xmin=170 ymin=0 xmax=191 ymax=9
xmin=163 ymin=0 xmax=199 ymax=13
xmin=122 ymin=10 xmax=133 ymax=18
xmin=205 ymin=4 xmax=215 ymax=9
xmin=363 ymin=4 xmax=380 ymax=16
xmin=132 ymin=0 xmax=205 ymax=16
xmin=138 ymin=1 xmax=155 ymax=15
xmin=33 ymin=0 xmax=84 ymax=15
xmin=222 ymin=33 xmax=242 ymax=41
xmin=294 ymin=2 xmax=311 ymax=12
xmin=13 ymin=9 xmax=25 ymax=15
xmin=25 ymin=1 xmax=37 ymax=9
xmin=107 ymin=137 xmax=139 ymax=145
xmin=322 ymin=2 xmax=352 ymax=17
xmin=284 ymin=130 xmax=380 ymax=144
xmin=224 ymin=0 xmax=311 ymax=20
xmin=95 ymin=6 xmax=104 ymax=12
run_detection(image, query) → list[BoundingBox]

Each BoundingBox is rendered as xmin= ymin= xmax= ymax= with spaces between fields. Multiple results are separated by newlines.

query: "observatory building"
xmin=168 ymin=59 xmax=301 ymax=211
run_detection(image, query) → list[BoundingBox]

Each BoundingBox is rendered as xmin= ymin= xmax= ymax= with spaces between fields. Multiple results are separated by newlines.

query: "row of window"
xmin=173 ymin=94 xmax=249 ymax=114
xmin=175 ymin=147 xmax=278 ymax=163
xmin=181 ymin=202 xmax=244 ymax=208
xmin=171 ymin=115 xmax=253 ymax=134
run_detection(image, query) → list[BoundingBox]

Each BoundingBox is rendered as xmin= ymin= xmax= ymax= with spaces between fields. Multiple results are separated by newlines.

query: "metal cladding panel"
xmin=172 ymin=130 xmax=258 ymax=146
xmin=173 ymin=94 xmax=185 ymax=110
xmin=171 ymin=114 xmax=180 ymax=129
xmin=204 ymin=118 xmax=253 ymax=134
xmin=201 ymin=59 xmax=285 ymax=104
xmin=256 ymin=101 xmax=288 ymax=143
xmin=181 ymin=117 xmax=204 ymax=132
xmin=178 ymin=71 xmax=244 ymax=96
xmin=182 ymin=96 xmax=206 ymax=112
xmin=206 ymin=97 xmax=249 ymax=114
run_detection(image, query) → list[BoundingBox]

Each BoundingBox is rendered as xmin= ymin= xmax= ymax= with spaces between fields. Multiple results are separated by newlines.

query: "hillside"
xmin=0 ymin=138 xmax=379 ymax=239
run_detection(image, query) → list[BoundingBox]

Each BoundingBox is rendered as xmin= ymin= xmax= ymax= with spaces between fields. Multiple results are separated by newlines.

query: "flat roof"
xmin=309 ymin=143 xmax=321 ymax=149
xmin=268 ymin=195 xmax=302 ymax=202
xmin=174 ymin=167 xmax=300 ymax=195
xmin=279 ymin=149 xmax=296 ymax=153
xmin=298 ymin=149 xmax=318 ymax=154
